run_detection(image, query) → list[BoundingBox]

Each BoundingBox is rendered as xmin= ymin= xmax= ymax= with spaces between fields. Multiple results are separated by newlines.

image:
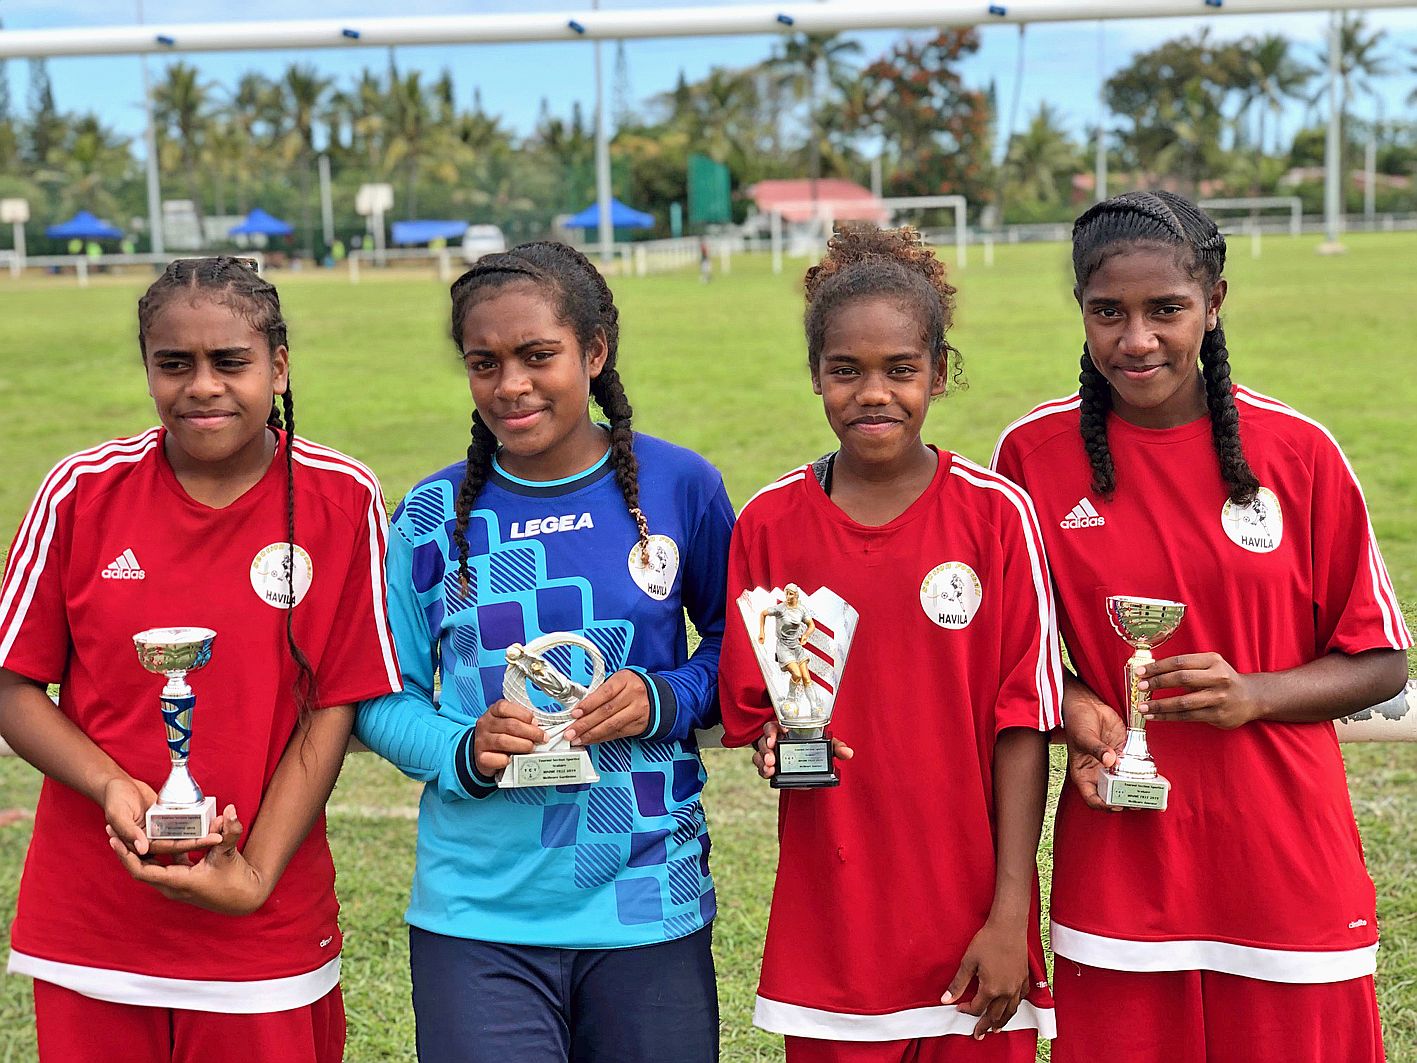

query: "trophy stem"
xmin=1114 ymin=646 xmax=1158 ymax=779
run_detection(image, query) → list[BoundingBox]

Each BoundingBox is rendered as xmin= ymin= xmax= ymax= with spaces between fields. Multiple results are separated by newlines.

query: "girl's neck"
xmin=829 ymin=443 xmax=938 ymax=527
xmin=497 ymin=418 xmax=610 ymax=483
xmin=165 ymin=426 xmax=278 ymax=509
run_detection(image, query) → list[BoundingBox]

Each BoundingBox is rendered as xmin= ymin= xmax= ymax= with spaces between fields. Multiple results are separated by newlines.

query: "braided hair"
xmin=803 ymin=224 xmax=965 ymax=392
xmin=447 ymin=241 xmax=649 ymax=594
xmin=138 ymin=257 xmax=317 ymax=707
xmin=1072 ymin=191 xmax=1258 ymax=505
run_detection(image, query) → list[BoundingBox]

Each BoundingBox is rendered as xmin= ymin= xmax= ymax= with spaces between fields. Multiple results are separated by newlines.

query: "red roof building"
xmin=746 ymin=179 xmax=888 ymax=223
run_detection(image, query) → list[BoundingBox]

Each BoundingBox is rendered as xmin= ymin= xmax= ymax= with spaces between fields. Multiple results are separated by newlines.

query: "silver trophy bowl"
xmin=1105 ymin=597 xmax=1186 ymax=651
xmin=133 ymin=627 xmax=217 ymax=675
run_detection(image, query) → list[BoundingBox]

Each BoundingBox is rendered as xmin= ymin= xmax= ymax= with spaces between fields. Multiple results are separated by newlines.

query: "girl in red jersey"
xmin=719 ymin=225 xmax=1061 ymax=1063
xmin=992 ymin=191 xmax=1410 ymax=1063
xmin=0 ymin=257 xmax=399 ymax=1063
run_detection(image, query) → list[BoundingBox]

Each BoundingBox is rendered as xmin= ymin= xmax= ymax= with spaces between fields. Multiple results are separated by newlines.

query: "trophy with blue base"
xmin=1098 ymin=596 xmax=1187 ymax=811
xmin=133 ymin=627 xmax=218 ymax=840
xmin=737 ymin=583 xmax=858 ymax=789
xmin=498 ymin=633 xmax=605 ymax=788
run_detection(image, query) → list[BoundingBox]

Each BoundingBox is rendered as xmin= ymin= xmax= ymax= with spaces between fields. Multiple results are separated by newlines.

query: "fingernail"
xmin=941 ymin=992 xmax=954 ymax=1004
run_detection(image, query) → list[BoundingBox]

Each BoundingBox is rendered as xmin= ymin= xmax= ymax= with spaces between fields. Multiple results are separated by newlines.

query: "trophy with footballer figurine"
xmin=1098 ymin=596 xmax=1187 ymax=811
xmin=737 ymin=583 xmax=858 ymax=789
xmin=498 ymin=633 xmax=605 ymax=788
xmin=133 ymin=626 xmax=219 ymax=840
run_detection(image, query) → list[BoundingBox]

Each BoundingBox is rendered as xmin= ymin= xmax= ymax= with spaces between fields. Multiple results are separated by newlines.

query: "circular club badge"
xmin=628 ymin=535 xmax=680 ymax=601
xmin=920 ymin=561 xmax=982 ymax=629
xmin=250 ymin=542 xmax=314 ymax=609
xmin=1221 ymin=486 xmax=1283 ymax=554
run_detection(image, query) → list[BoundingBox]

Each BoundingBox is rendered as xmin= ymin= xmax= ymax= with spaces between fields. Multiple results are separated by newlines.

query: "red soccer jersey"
xmin=993 ymin=386 xmax=1412 ymax=983
xmin=0 ymin=428 xmax=399 ymax=1010
xmin=719 ymin=450 xmax=1061 ymax=1041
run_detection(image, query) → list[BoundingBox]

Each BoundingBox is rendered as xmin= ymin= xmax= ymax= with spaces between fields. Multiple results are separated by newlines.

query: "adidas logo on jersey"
xmin=1060 ymin=498 xmax=1106 ymax=529
xmin=101 ymin=548 xmax=146 ymax=580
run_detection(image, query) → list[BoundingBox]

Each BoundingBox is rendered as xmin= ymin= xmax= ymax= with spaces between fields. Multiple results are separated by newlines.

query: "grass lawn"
xmin=0 ymin=235 xmax=1413 ymax=1061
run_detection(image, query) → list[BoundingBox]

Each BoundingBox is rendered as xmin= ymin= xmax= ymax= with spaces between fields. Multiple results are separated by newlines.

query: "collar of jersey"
xmin=489 ymin=446 xmax=614 ymax=497
xmin=803 ymin=444 xmax=950 ymax=533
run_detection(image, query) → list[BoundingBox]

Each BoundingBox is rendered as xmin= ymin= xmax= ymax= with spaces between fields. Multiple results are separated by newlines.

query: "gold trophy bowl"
xmin=1099 ymin=596 xmax=1186 ymax=810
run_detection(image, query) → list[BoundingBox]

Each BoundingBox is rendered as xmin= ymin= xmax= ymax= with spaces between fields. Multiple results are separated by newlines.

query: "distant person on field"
xmin=699 ymin=237 xmax=711 ymax=283
xmin=993 ymin=190 xmax=1410 ymax=1063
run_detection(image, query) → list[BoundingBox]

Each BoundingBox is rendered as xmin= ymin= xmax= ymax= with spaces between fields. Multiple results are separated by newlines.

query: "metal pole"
xmin=593 ymin=0 xmax=613 ymax=265
xmin=1094 ymin=21 xmax=1107 ymax=202
xmin=137 ymin=0 xmax=165 ymax=256
xmin=1321 ymin=9 xmax=1343 ymax=250
xmin=13 ymin=220 xmax=25 ymax=274
xmin=318 ymin=154 xmax=335 ymax=247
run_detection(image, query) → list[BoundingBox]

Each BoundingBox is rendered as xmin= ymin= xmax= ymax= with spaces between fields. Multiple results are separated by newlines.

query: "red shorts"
xmin=784 ymin=1031 xmax=1037 ymax=1063
xmin=33 ymin=979 xmax=346 ymax=1063
xmin=1051 ymin=960 xmax=1384 ymax=1063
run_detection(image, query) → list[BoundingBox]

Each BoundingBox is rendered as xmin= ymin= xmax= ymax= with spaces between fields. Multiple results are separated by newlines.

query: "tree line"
xmin=0 ymin=14 xmax=1414 ymax=254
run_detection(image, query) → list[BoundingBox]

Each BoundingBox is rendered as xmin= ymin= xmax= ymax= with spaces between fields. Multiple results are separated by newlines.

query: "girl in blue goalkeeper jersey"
xmin=356 ymin=241 xmax=732 ymax=1063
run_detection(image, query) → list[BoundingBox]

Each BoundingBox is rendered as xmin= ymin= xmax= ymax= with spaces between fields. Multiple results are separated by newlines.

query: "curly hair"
xmin=137 ymin=257 xmax=316 ymax=708
xmin=803 ymin=224 xmax=965 ymax=392
xmin=447 ymin=241 xmax=649 ymax=594
xmin=1071 ymin=191 xmax=1258 ymax=506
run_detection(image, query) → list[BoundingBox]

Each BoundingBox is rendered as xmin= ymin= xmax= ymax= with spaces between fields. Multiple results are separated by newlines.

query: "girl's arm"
xmin=941 ymin=727 xmax=1048 ymax=1039
xmin=570 ymin=477 xmax=736 ymax=746
xmin=1061 ymin=670 xmax=1126 ymax=810
xmin=110 ymin=703 xmax=354 ymax=915
xmin=1138 ymin=648 xmax=1406 ymax=728
xmin=0 ymin=669 xmax=215 ymax=855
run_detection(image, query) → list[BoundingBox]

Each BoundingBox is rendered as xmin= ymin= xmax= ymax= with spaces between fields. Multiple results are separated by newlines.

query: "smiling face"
xmin=1078 ymin=244 xmax=1226 ymax=429
xmin=143 ymin=296 xmax=288 ymax=478
xmin=813 ymin=295 xmax=946 ymax=472
xmin=459 ymin=282 xmax=608 ymax=480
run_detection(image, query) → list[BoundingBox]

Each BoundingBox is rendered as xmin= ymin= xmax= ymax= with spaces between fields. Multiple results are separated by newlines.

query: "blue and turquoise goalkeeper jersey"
xmin=356 ymin=433 xmax=733 ymax=949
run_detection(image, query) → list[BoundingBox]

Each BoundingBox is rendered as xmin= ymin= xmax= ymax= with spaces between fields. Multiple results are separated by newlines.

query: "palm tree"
xmin=769 ymin=33 xmax=862 ymax=200
xmin=153 ymin=61 xmax=214 ymax=238
xmin=1310 ymin=13 xmax=1390 ymax=164
xmin=279 ymin=64 xmax=334 ymax=252
xmin=1002 ymin=103 xmax=1080 ymax=210
xmin=1243 ymin=35 xmax=1313 ymax=155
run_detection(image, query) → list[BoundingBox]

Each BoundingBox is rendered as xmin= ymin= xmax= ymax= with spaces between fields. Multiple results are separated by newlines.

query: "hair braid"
xmin=452 ymin=412 xmax=498 ymax=596
xmin=1071 ymin=191 xmax=1255 ymax=501
xmin=1078 ymin=345 xmax=1116 ymax=497
xmin=275 ymin=388 xmax=317 ymax=709
xmin=591 ymin=366 xmax=650 ymax=561
xmin=1198 ymin=323 xmax=1259 ymax=505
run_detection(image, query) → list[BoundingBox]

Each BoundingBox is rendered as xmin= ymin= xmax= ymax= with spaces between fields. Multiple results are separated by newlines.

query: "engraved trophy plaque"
xmin=498 ymin=633 xmax=605 ymax=788
xmin=1098 ymin=596 xmax=1187 ymax=811
xmin=736 ymin=584 xmax=858 ymax=789
xmin=133 ymin=627 xmax=218 ymax=839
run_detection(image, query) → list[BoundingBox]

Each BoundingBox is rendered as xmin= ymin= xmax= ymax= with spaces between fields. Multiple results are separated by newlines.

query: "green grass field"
xmin=0 ymin=236 xmax=1414 ymax=1061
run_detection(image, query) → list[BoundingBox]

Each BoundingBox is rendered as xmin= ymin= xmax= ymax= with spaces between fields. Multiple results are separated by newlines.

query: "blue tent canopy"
xmin=565 ymin=198 xmax=655 ymax=230
xmin=45 ymin=211 xmax=123 ymax=240
xmin=229 ymin=208 xmax=293 ymax=236
xmin=392 ymin=220 xmax=469 ymax=245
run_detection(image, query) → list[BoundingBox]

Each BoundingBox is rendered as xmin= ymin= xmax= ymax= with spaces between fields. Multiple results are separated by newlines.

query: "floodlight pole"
xmin=1322 ymin=8 xmax=1343 ymax=250
xmin=593 ymin=0 xmax=613 ymax=265
xmin=319 ymin=154 xmax=335 ymax=247
xmin=1094 ymin=20 xmax=1107 ymax=202
xmin=137 ymin=0 xmax=165 ymax=256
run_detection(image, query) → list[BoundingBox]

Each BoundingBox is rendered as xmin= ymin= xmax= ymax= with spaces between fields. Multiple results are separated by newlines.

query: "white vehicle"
xmin=462 ymin=224 xmax=508 ymax=264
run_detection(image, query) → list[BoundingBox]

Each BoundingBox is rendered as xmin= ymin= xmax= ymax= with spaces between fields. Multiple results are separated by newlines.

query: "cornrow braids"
xmin=1071 ymin=191 xmax=1256 ymax=504
xmin=447 ymin=241 xmax=651 ymax=586
xmin=803 ymin=223 xmax=964 ymax=391
xmin=137 ymin=257 xmax=316 ymax=708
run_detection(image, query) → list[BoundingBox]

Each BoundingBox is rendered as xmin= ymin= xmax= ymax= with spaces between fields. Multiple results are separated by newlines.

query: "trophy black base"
xmin=146 ymin=795 xmax=217 ymax=840
xmin=771 ymin=735 xmax=839 ymax=790
xmin=1097 ymin=768 xmax=1170 ymax=811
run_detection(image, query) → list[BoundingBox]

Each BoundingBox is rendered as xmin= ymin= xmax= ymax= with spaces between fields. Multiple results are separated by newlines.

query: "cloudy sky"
xmin=3 ymin=1 xmax=1415 ymax=158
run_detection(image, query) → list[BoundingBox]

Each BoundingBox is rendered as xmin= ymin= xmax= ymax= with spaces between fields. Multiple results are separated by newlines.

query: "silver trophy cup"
xmin=497 ymin=633 xmax=605 ymax=788
xmin=1098 ymin=596 xmax=1187 ymax=811
xmin=133 ymin=627 xmax=218 ymax=839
